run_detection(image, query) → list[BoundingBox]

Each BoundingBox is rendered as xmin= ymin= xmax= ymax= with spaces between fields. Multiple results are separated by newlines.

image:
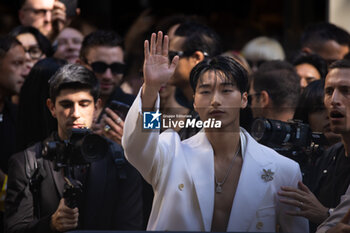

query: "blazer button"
xmin=256 ymin=221 xmax=263 ymax=230
xmin=178 ymin=184 xmax=184 ymax=191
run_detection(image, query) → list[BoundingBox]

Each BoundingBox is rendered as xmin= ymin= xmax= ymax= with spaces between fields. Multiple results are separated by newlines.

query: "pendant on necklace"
xmin=216 ymin=184 xmax=222 ymax=193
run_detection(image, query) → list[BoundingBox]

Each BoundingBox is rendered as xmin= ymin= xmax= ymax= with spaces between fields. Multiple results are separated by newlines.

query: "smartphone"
xmin=60 ymin=0 xmax=78 ymax=17
xmin=106 ymin=100 xmax=130 ymax=121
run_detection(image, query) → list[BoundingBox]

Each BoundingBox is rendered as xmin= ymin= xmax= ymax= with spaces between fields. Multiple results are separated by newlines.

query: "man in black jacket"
xmin=5 ymin=64 xmax=143 ymax=233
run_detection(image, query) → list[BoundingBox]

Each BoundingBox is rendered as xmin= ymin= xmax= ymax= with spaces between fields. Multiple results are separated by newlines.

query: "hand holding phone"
xmin=106 ymin=100 xmax=130 ymax=121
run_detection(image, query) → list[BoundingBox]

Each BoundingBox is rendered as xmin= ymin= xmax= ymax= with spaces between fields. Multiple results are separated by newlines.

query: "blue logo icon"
xmin=143 ymin=110 xmax=162 ymax=129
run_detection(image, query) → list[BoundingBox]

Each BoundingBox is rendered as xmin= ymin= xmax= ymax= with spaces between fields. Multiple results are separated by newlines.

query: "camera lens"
xmin=251 ymin=118 xmax=292 ymax=145
xmin=81 ymin=134 xmax=108 ymax=163
xmin=251 ymin=118 xmax=271 ymax=141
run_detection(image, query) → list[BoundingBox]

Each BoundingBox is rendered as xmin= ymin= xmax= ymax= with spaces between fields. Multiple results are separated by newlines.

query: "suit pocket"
xmin=257 ymin=206 xmax=275 ymax=217
xmin=251 ymin=206 xmax=276 ymax=232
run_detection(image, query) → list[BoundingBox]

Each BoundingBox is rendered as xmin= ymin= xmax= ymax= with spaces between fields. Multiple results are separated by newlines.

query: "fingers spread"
xmin=162 ymin=35 xmax=169 ymax=56
xmin=156 ymin=31 xmax=163 ymax=54
xmin=170 ymin=55 xmax=179 ymax=70
xmin=144 ymin=40 xmax=149 ymax=59
xmin=150 ymin=33 xmax=156 ymax=55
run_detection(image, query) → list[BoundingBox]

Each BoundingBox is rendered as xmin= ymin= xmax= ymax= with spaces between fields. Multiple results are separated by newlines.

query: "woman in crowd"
xmin=16 ymin=57 xmax=66 ymax=152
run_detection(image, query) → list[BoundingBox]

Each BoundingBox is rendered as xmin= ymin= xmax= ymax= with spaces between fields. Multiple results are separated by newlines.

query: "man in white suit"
xmin=122 ymin=31 xmax=309 ymax=232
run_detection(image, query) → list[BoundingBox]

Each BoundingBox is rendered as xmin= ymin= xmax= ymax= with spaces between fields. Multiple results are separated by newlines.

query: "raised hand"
xmin=143 ymin=31 xmax=178 ymax=89
xmin=141 ymin=31 xmax=178 ymax=109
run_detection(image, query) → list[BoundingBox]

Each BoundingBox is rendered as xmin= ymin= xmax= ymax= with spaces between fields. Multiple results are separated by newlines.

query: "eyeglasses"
xmin=89 ymin=61 xmax=126 ymax=75
xmin=22 ymin=7 xmax=53 ymax=17
xmin=168 ymin=50 xmax=209 ymax=62
xmin=23 ymin=46 xmax=43 ymax=59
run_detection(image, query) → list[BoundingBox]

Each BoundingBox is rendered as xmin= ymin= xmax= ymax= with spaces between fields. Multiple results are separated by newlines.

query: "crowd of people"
xmin=2 ymin=0 xmax=350 ymax=232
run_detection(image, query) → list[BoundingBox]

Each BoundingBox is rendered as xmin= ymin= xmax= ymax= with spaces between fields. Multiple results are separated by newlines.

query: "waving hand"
xmin=142 ymin=31 xmax=178 ymax=109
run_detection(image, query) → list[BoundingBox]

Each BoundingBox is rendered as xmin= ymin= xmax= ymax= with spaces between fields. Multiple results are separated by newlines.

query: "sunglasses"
xmin=168 ymin=51 xmax=187 ymax=61
xmin=168 ymin=50 xmax=209 ymax=62
xmin=90 ymin=61 xmax=126 ymax=75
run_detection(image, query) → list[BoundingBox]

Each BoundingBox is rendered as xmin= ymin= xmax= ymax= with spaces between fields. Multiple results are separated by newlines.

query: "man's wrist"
xmin=141 ymin=84 xmax=159 ymax=111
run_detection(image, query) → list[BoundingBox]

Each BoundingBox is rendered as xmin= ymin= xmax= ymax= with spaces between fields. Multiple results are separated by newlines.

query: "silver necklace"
xmin=215 ymin=146 xmax=240 ymax=193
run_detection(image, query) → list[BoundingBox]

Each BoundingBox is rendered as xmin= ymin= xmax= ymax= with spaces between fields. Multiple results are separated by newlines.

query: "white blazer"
xmin=122 ymin=90 xmax=309 ymax=232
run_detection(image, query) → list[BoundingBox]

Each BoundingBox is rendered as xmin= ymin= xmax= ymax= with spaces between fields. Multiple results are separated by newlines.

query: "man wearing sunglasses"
xmin=18 ymin=0 xmax=66 ymax=41
xmin=78 ymin=30 xmax=134 ymax=146
xmin=78 ymin=30 xmax=152 ymax=228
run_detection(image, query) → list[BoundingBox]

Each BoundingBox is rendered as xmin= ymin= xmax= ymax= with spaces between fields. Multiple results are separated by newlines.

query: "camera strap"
xmin=109 ymin=142 xmax=127 ymax=179
xmin=24 ymin=143 xmax=46 ymax=217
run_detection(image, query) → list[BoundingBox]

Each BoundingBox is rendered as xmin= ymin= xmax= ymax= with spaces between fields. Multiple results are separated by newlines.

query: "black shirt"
xmin=0 ymin=99 xmax=17 ymax=174
xmin=315 ymin=143 xmax=350 ymax=208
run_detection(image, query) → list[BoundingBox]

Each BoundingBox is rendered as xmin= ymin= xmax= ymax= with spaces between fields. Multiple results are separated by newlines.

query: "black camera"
xmin=250 ymin=118 xmax=327 ymax=163
xmin=41 ymin=128 xmax=109 ymax=208
xmin=42 ymin=128 xmax=109 ymax=171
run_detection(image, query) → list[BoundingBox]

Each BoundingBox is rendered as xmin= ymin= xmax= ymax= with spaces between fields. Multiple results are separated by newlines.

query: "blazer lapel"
xmin=227 ymin=132 xmax=275 ymax=231
xmin=184 ymin=131 xmax=215 ymax=231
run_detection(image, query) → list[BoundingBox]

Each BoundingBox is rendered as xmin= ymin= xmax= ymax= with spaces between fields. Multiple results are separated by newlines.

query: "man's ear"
xmin=259 ymin=90 xmax=270 ymax=108
xmin=93 ymin=98 xmax=102 ymax=120
xmin=193 ymin=94 xmax=197 ymax=110
xmin=301 ymin=47 xmax=313 ymax=54
xmin=76 ymin=8 xmax=81 ymax=16
xmin=46 ymin=98 xmax=57 ymax=118
xmin=241 ymin=92 xmax=248 ymax=109
xmin=192 ymin=51 xmax=206 ymax=65
xmin=95 ymin=98 xmax=102 ymax=111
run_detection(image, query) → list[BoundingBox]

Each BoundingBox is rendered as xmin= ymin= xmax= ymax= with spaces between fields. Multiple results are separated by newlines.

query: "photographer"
xmin=248 ymin=61 xmax=308 ymax=165
xmin=5 ymin=64 xmax=143 ymax=232
xmin=248 ymin=60 xmax=301 ymax=124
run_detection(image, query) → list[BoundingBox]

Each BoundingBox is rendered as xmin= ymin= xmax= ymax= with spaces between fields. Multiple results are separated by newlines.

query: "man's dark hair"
xmin=329 ymin=59 xmax=350 ymax=70
xmin=175 ymin=21 xmax=222 ymax=58
xmin=79 ymin=30 xmax=123 ymax=63
xmin=301 ymin=22 xmax=350 ymax=50
xmin=9 ymin=25 xmax=54 ymax=57
xmin=190 ymin=55 xmax=248 ymax=94
xmin=252 ymin=69 xmax=301 ymax=109
xmin=294 ymin=79 xmax=325 ymax=124
xmin=258 ymin=60 xmax=296 ymax=73
xmin=0 ymin=35 xmax=21 ymax=60
xmin=49 ymin=64 xmax=100 ymax=103
xmin=292 ymin=52 xmax=328 ymax=79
